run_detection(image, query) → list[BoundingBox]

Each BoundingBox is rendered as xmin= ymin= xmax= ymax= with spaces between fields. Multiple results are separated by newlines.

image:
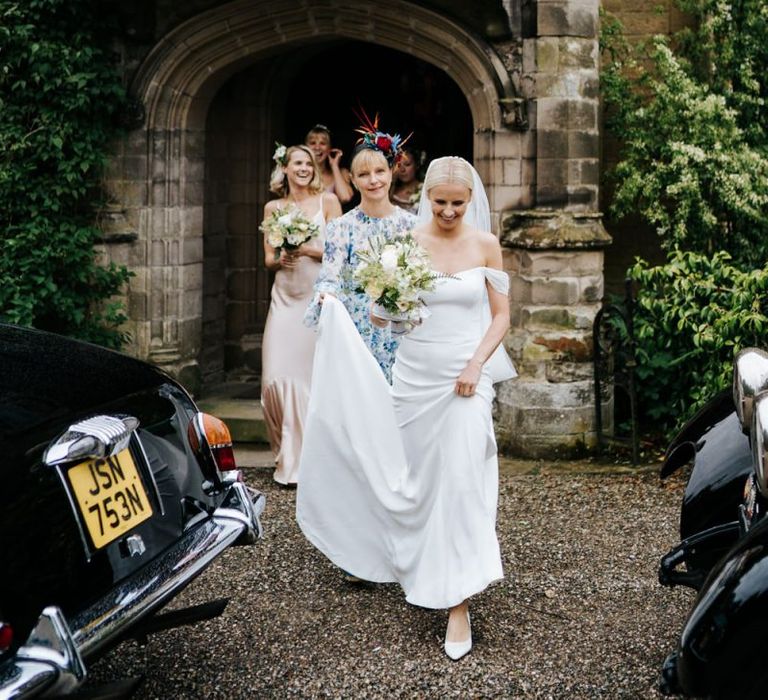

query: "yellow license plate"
xmin=67 ymin=448 xmax=153 ymax=549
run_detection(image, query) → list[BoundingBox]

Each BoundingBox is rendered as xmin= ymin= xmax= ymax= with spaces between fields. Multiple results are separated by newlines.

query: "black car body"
xmin=659 ymin=349 xmax=768 ymax=698
xmin=0 ymin=323 xmax=265 ymax=698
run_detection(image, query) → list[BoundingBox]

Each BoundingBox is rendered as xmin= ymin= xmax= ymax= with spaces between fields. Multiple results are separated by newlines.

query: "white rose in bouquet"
xmin=353 ymin=233 xmax=437 ymax=335
xmin=260 ymin=205 xmax=320 ymax=254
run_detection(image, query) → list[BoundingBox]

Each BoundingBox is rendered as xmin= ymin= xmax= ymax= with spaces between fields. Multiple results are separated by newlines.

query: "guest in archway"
xmin=304 ymin=115 xmax=416 ymax=380
xmin=390 ymin=145 xmax=425 ymax=214
xmin=305 ymin=124 xmax=354 ymax=204
xmin=261 ymin=144 xmax=342 ymax=485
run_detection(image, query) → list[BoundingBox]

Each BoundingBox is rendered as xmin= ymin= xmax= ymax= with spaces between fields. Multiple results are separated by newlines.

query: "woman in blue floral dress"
xmin=304 ymin=119 xmax=416 ymax=380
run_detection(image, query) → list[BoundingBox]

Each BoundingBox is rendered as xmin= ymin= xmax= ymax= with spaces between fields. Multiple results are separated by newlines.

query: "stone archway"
xmin=121 ymin=0 xmax=524 ymax=386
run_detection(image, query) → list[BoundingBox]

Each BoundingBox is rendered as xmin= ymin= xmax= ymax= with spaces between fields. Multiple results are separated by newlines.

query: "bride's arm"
xmin=455 ymin=238 xmax=510 ymax=397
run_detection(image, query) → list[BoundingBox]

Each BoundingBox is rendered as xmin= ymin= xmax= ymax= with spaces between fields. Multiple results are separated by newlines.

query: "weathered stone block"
xmin=181 ymin=206 xmax=204 ymax=237
xmin=493 ymin=132 xmax=522 ymax=159
xmin=182 ymin=237 xmax=204 ymax=265
xmin=545 ymin=360 xmax=595 ymax=383
xmin=528 ymin=330 xmax=593 ymax=362
xmin=129 ymin=291 xmax=149 ymax=321
xmin=537 ymin=158 xmax=568 ymax=187
xmin=180 ymin=262 xmax=203 ymax=292
xmin=538 ymin=3 xmax=569 ymax=36
xmin=497 ymin=377 xmax=594 ymax=409
xmin=503 ymin=159 xmax=521 ymax=186
xmin=535 ymin=38 xmax=560 ymax=74
xmin=499 ymin=431 xmax=596 ymax=459
xmin=523 ymin=305 xmax=595 ymax=331
xmin=538 ymin=130 xmax=568 ymax=159
xmin=537 ymin=97 xmax=569 ymax=129
xmin=568 ymin=100 xmax=598 ymax=130
xmin=559 ymin=38 xmax=598 ymax=70
xmin=129 ymin=239 xmax=148 ymax=268
xmin=579 ymin=274 xmax=604 ymax=302
xmin=514 ymin=405 xmax=595 ymax=436
xmin=123 ymin=155 xmax=148 ymax=181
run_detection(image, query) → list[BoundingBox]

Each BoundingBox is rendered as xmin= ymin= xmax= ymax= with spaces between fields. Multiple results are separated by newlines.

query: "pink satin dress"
xmin=261 ymin=196 xmax=326 ymax=484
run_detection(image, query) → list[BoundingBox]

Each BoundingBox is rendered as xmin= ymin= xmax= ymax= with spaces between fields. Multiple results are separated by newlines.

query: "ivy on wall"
xmin=0 ymin=0 xmax=132 ymax=348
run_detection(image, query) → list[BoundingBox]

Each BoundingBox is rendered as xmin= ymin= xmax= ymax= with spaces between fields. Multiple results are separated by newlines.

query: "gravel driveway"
xmin=89 ymin=458 xmax=692 ymax=699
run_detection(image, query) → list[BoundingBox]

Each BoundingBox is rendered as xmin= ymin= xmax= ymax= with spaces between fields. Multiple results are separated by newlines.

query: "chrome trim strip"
xmin=130 ymin=432 xmax=165 ymax=517
xmin=0 ymin=607 xmax=86 ymax=699
xmin=51 ymin=464 xmax=94 ymax=563
xmin=70 ymin=483 xmax=264 ymax=659
xmin=0 ymin=482 xmax=264 ymax=698
xmin=44 ymin=415 xmax=139 ymax=467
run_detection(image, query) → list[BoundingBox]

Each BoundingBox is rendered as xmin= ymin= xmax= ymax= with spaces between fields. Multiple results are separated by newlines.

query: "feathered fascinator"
xmin=353 ymin=108 xmax=411 ymax=167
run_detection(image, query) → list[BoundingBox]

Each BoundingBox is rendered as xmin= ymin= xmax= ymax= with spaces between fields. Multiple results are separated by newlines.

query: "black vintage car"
xmin=0 ymin=323 xmax=265 ymax=698
xmin=659 ymin=348 xmax=768 ymax=698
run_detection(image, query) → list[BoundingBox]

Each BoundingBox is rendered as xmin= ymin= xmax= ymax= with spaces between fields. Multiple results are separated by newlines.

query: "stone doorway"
xmin=199 ymin=41 xmax=474 ymax=391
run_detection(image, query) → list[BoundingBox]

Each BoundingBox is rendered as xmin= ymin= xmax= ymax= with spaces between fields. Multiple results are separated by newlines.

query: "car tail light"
xmin=0 ymin=622 xmax=13 ymax=653
xmin=187 ymin=413 xmax=238 ymax=486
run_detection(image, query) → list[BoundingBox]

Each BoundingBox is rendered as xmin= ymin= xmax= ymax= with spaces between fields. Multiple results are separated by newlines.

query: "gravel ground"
xmin=89 ymin=460 xmax=692 ymax=699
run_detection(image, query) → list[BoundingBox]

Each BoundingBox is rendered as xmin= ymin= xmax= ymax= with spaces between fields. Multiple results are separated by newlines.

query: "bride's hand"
xmin=455 ymin=361 xmax=482 ymax=397
xmin=370 ymin=307 xmax=389 ymax=328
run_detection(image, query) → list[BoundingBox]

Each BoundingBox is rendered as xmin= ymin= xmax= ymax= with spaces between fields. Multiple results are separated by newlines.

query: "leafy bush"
xmin=0 ymin=0 xmax=131 ymax=348
xmin=629 ymin=250 xmax=768 ymax=434
xmin=602 ymin=2 xmax=768 ymax=436
xmin=601 ymin=7 xmax=768 ymax=268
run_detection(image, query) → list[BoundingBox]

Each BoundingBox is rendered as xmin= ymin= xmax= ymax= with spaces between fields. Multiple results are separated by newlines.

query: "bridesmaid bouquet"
xmin=354 ymin=234 xmax=436 ymax=334
xmin=260 ymin=205 xmax=320 ymax=251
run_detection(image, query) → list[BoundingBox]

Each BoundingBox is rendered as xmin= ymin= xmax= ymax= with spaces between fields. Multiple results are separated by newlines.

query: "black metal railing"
xmin=593 ymin=278 xmax=639 ymax=464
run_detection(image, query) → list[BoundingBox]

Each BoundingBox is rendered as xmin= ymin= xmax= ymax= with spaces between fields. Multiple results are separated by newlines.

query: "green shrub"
xmin=601 ymin=9 xmax=768 ymax=268
xmin=0 ymin=0 xmax=131 ymax=348
xmin=629 ymin=250 xmax=768 ymax=435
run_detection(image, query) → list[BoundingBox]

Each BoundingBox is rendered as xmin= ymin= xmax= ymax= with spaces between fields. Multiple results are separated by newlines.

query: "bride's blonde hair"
xmin=422 ymin=156 xmax=474 ymax=196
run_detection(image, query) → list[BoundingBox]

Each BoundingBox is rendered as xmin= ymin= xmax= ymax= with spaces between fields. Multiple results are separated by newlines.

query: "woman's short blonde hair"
xmin=350 ymin=147 xmax=390 ymax=178
xmin=423 ymin=156 xmax=474 ymax=195
xmin=269 ymin=145 xmax=323 ymax=196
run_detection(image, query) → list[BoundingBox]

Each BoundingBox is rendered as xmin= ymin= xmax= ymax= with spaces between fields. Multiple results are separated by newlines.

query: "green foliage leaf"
xmin=628 ymin=249 xmax=768 ymax=435
xmin=0 ymin=0 xmax=132 ymax=348
xmin=601 ymin=2 xmax=768 ymax=268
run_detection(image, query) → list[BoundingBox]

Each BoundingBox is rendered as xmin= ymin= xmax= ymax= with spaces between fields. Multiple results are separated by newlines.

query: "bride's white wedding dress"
xmin=296 ymin=267 xmax=516 ymax=609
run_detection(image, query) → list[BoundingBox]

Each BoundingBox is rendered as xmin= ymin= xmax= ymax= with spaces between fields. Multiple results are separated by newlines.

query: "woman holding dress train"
xmin=297 ymin=156 xmax=516 ymax=659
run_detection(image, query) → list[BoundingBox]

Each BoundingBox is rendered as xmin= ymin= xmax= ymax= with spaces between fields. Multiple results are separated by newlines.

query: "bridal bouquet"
xmin=353 ymin=234 xmax=436 ymax=334
xmin=260 ymin=205 xmax=320 ymax=251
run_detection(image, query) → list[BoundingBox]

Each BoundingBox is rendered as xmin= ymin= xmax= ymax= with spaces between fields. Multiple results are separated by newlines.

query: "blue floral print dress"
xmin=304 ymin=206 xmax=417 ymax=381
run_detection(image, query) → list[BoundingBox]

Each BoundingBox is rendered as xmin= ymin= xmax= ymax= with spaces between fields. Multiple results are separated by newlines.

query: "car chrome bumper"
xmin=0 ymin=481 xmax=265 ymax=699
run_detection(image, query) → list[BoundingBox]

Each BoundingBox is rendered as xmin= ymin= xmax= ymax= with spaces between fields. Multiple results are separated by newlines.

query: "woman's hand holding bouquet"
xmin=354 ymin=234 xmax=436 ymax=335
xmin=260 ymin=205 xmax=320 ymax=265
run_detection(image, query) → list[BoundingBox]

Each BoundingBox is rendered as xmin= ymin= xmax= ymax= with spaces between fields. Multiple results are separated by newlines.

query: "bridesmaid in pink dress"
xmin=261 ymin=145 xmax=342 ymax=485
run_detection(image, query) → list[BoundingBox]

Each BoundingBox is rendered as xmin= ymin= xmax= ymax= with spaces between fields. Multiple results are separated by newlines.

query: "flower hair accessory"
xmin=272 ymin=142 xmax=287 ymax=166
xmin=353 ymin=108 xmax=411 ymax=167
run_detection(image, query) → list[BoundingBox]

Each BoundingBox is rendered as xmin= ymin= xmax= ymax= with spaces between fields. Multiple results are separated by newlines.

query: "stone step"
xmin=196 ymin=396 xmax=270 ymax=445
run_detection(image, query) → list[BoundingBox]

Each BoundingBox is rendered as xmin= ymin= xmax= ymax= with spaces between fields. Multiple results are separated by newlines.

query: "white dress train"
xmin=296 ymin=267 xmax=516 ymax=609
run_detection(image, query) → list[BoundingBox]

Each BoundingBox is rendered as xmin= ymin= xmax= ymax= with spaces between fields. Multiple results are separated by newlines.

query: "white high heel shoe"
xmin=444 ymin=611 xmax=472 ymax=660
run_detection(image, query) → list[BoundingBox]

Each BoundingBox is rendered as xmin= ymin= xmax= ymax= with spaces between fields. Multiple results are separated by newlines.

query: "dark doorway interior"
xmin=282 ymin=41 xmax=473 ymax=171
xmin=200 ymin=41 xmax=473 ymax=392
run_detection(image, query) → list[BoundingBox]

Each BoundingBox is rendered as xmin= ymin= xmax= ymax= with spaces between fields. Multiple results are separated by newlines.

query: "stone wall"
xmin=95 ymin=0 xmax=619 ymax=456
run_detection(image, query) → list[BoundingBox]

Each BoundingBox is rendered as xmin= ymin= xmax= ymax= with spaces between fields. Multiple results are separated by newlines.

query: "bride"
xmin=296 ymin=156 xmax=515 ymax=660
